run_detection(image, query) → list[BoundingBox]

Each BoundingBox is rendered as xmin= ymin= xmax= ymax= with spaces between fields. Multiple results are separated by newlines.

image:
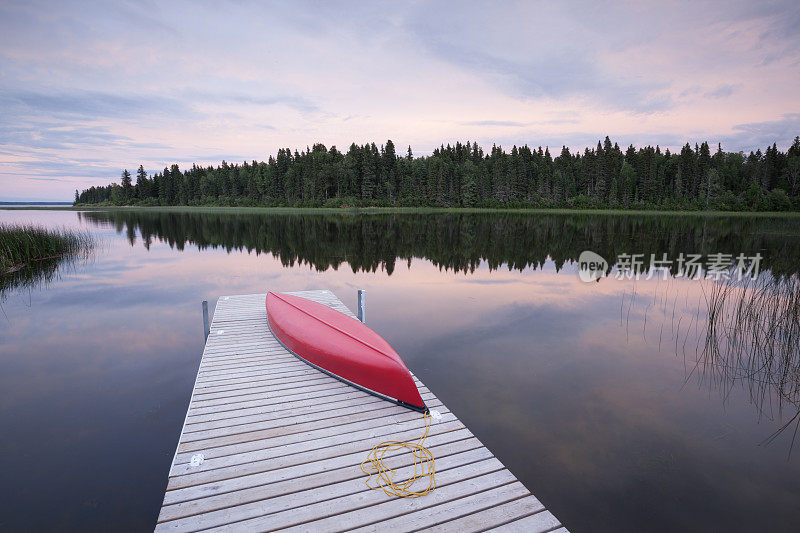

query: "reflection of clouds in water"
xmin=411 ymin=283 xmax=800 ymax=531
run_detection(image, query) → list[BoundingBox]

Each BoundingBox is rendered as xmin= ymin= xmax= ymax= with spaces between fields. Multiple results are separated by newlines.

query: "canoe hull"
xmin=266 ymin=292 xmax=426 ymax=412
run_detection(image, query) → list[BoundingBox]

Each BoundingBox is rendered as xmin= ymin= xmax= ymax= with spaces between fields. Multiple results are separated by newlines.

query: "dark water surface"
xmin=1 ymin=209 xmax=799 ymax=532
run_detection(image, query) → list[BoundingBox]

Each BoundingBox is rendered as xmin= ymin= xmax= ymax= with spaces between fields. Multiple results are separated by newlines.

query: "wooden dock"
xmin=156 ymin=290 xmax=566 ymax=532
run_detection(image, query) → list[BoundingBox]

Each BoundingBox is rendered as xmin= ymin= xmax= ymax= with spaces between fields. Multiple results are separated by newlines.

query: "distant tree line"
xmin=75 ymin=137 xmax=800 ymax=211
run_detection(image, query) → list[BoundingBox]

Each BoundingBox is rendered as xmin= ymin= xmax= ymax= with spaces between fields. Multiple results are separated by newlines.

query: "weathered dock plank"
xmin=157 ymin=290 xmax=565 ymax=532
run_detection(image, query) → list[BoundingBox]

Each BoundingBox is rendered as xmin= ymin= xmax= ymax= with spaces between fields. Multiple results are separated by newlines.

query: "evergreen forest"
xmin=75 ymin=137 xmax=800 ymax=211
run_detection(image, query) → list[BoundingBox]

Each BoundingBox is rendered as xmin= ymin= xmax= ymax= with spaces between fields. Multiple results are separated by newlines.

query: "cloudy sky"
xmin=1 ymin=0 xmax=799 ymax=201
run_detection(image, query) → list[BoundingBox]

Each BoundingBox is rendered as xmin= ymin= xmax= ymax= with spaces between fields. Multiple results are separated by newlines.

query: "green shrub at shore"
xmin=0 ymin=224 xmax=93 ymax=274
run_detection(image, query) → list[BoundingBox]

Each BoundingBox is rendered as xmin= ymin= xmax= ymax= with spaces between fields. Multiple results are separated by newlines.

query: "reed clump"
xmin=0 ymin=223 xmax=93 ymax=275
xmin=699 ymin=273 xmax=800 ymax=454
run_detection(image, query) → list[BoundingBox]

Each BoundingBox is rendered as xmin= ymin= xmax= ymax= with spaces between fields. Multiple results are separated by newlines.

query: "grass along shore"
xmin=2 ymin=204 xmax=800 ymax=218
xmin=0 ymin=224 xmax=93 ymax=275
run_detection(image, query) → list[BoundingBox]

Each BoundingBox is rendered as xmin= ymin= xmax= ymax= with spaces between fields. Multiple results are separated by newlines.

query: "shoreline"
xmin=2 ymin=205 xmax=800 ymax=217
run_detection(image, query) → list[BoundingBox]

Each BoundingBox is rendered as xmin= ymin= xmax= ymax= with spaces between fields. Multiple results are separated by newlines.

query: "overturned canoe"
xmin=266 ymin=291 xmax=426 ymax=413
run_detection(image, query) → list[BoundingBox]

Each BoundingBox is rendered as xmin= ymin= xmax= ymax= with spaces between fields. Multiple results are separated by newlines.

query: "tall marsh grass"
xmin=631 ymin=271 xmax=800 ymax=456
xmin=0 ymin=224 xmax=94 ymax=295
xmin=699 ymin=274 xmax=800 ymax=454
xmin=0 ymin=223 xmax=93 ymax=273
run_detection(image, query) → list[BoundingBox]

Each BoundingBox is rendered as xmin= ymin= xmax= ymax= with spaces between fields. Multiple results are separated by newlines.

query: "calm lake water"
xmin=1 ymin=208 xmax=799 ymax=532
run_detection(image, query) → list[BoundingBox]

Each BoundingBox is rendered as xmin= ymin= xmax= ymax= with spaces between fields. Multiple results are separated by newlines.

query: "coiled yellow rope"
xmin=360 ymin=411 xmax=436 ymax=497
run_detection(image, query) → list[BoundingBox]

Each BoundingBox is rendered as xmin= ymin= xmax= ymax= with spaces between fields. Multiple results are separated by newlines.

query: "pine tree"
xmin=382 ymin=140 xmax=397 ymax=170
xmin=786 ymin=152 xmax=800 ymax=198
xmin=135 ymin=165 xmax=148 ymax=200
xmin=460 ymin=162 xmax=476 ymax=207
xmin=121 ymin=169 xmax=132 ymax=201
xmin=702 ymin=168 xmax=721 ymax=209
xmin=697 ymin=142 xmax=711 ymax=199
xmin=603 ymin=136 xmax=616 ymax=196
xmin=619 ymin=161 xmax=636 ymax=207
xmin=382 ymin=140 xmax=397 ymax=202
xmin=361 ymin=151 xmax=376 ymax=201
xmin=159 ymin=167 xmax=171 ymax=205
xmin=594 ymin=141 xmax=606 ymax=201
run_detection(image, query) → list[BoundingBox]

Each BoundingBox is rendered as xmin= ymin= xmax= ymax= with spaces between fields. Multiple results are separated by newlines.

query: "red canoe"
xmin=266 ymin=292 xmax=426 ymax=412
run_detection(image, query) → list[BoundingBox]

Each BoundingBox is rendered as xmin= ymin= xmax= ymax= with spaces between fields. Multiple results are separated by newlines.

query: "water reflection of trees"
xmin=80 ymin=210 xmax=800 ymax=277
xmin=84 ymin=209 xmax=800 ymax=452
